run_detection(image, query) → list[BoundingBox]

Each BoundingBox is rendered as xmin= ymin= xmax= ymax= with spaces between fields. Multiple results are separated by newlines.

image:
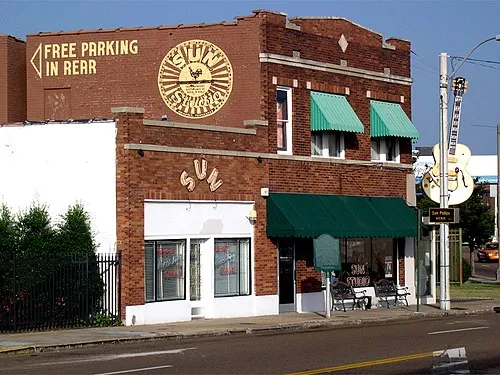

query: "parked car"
xmin=477 ymin=242 xmax=499 ymax=262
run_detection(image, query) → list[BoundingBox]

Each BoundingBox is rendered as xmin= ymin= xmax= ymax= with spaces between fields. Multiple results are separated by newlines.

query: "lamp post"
xmin=439 ymin=53 xmax=450 ymax=310
xmin=438 ymin=35 xmax=500 ymax=311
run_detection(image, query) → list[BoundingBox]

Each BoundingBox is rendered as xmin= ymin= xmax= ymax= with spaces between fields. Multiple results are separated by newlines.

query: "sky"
xmin=1 ymin=0 xmax=499 ymax=156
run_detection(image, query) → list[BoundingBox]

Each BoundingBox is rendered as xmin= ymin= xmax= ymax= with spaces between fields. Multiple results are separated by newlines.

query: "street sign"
xmin=313 ymin=234 xmax=341 ymax=272
xmin=428 ymin=208 xmax=459 ymax=224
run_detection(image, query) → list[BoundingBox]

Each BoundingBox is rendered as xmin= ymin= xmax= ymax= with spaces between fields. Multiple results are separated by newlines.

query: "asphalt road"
xmin=475 ymin=260 xmax=500 ymax=280
xmin=1 ymin=312 xmax=499 ymax=374
xmin=464 ymin=249 xmax=499 ymax=280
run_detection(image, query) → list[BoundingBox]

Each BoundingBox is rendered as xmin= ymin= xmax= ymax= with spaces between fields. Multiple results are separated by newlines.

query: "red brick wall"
xmin=114 ymin=109 xmax=274 ymax=313
xmin=0 ymin=35 xmax=26 ymax=123
xmin=0 ymin=36 xmax=6 ymax=122
xmin=264 ymin=74 xmax=412 ymax=163
xmin=295 ymin=238 xmax=322 ymax=294
xmin=115 ymin=111 xmax=146 ymax=314
xmin=26 ymin=15 xmax=262 ymax=124
xmin=268 ymin=18 xmax=411 ymax=77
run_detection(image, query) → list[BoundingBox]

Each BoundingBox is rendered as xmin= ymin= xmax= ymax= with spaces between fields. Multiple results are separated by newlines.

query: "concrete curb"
xmin=470 ymin=277 xmax=500 ymax=285
xmin=0 ymin=346 xmax=35 ymax=355
xmin=2 ymin=307 xmax=497 ymax=355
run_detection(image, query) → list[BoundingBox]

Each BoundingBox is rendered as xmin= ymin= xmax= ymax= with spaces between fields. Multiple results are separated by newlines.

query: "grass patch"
xmin=441 ymin=281 xmax=500 ymax=299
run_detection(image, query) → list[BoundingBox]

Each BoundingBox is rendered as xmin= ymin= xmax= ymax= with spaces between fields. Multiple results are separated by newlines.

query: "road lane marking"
xmin=433 ymin=347 xmax=470 ymax=374
xmin=93 ymin=365 xmax=173 ymax=375
xmin=428 ymin=326 xmax=488 ymax=335
xmin=107 ymin=348 xmax=196 ymax=359
xmin=28 ymin=347 xmax=197 ymax=367
xmin=285 ymin=351 xmax=435 ymax=375
xmin=433 ymin=360 xmax=469 ymax=368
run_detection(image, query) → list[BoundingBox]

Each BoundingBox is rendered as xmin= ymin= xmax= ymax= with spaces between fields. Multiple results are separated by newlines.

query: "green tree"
xmin=15 ymin=203 xmax=57 ymax=289
xmin=452 ymin=184 xmax=495 ymax=250
xmin=0 ymin=205 xmax=17 ymax=296
xmin=416 ymin=183 xmax=436 ymax=215
xmin=0 ymin=204 xmax=17 ymax=253
xmin=55 ymin=203 xmax=98 ymax=256
xmin=55 ymin=203 xmax=103 ymax=320
xmin=1 ymin=201 xmax=113 ymax=328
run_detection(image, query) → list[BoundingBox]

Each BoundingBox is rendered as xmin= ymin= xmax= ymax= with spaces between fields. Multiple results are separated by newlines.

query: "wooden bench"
xmin=330 ymin=281 xmax=367 ymax=312
xmin=374 ymin=279 xmax=410 ymax=308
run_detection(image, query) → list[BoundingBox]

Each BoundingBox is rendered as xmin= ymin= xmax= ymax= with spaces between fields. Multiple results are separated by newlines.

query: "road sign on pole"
xmin=429 ymin=208 xmax=459 ymax=224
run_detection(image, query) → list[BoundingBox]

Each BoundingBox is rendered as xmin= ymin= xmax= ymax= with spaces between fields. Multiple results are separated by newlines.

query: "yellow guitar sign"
xmin=422 ymin=143 xmax=473 ymax=205
xmin=422 ymin=77 xmax=473 ymax=205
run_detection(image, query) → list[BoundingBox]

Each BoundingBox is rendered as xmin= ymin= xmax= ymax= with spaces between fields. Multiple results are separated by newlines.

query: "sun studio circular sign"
xmin=158 ymin=40 xmax=233 ymax=119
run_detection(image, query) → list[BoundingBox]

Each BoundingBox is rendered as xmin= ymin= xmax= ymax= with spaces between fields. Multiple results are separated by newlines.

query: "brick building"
xmin=0 ymin=35 xmax=26 ymax=123
xmin=1 ymin=10 xmax=424 ymax=324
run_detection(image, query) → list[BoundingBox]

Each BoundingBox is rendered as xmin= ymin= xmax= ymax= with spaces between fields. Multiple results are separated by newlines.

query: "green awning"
xmin=311 ymin=92 xmax=364 ymax=133
xmin=267 ymin=193 xmax=417 ymax=238
xmin=370 ymin=100 xmax=420 ymax=139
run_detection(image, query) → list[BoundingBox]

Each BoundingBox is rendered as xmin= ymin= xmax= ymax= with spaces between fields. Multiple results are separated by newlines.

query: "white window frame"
xmin=277 ymin=87 xmax=293 ymax=155
xmin=214 ymin=238 xmax=251 ymax=297
xmin=145 ymin=239 xmax=186 ymax=302
xmin=371 ymin=137 xmax=400 ymax=162
xmin=311 ymin=131 xmax=345 ymax=159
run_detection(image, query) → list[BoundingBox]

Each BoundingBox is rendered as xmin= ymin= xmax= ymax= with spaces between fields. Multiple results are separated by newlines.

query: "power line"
xmin=411 ymin=49 xmax=439 ymax=72
xmin=450 ymin=56 xmax=500 ymax=65
xmin=450 ymin=56 xmax=500 ymax=72
xmin=469 ymin=124 xmax=497 ymax=128
xmin=460 ymin=60 xmax=500 ymax=71
xmin=411 ymin=63 xmax=437 ymax=75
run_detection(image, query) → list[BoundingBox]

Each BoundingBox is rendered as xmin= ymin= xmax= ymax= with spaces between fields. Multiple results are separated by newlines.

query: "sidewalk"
xmin=1 ymin=297 xmax=499 ymax=355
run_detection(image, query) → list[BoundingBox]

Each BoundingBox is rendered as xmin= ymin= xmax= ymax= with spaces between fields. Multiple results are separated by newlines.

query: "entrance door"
xmin=279 ymin=241 xmax=295 ymax=311
xmin=190 ymin=239 xmax=209 ymax=318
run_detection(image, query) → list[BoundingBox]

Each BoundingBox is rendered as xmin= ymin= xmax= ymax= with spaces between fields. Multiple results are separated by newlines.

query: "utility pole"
xmin=433 ymin=36 xmax=499 ymax=308
xmin=439 ymin=53 xmax=450 ymax=310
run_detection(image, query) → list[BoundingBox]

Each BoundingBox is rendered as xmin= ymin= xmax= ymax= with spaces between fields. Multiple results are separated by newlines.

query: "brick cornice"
xmin=124 ymin=143 xmax=413 ymax=170
xmin=260 ymin=53 xmax=412 ymax=86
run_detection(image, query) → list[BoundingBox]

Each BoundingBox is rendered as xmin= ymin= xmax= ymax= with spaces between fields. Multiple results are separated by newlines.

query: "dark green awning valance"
xmin=267 ymin=193 xmax=417 ymax=239
xmin=370 ymin=100 xmax=420 ymax=139
xmin=310 ymin=92 xmax=364 ymax=133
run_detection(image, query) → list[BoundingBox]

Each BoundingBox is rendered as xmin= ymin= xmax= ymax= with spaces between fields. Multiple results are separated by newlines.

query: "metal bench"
xmin=330 ymin=281 xmax=367 ymax=312
xmin=374 ymin=279 xmax=410 ymax=308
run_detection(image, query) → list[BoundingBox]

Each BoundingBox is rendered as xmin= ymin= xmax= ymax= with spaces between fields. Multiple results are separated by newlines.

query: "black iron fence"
xmin=0 ymin=252 xmax=121 ymax=332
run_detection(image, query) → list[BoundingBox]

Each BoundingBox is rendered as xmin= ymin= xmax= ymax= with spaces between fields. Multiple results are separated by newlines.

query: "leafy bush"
xmin=0 ymin=201 xmax=116 ymax=330
xmin=54 ymin=204 xmax=104 ymax=322
xmin=462 ymin=257 xmax=472 ymax=282
xmin=0 ymin=205 xmax=17 ymax=297
xmin=87 ymin=313 xmax=123 ymax=327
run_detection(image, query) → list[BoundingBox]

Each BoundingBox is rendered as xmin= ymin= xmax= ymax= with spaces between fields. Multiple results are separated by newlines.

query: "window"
xmin=371 ymin=137 xmax=400 ymax=162
xmin=214 ymin=238 xmax=251 ymax=297
xmin=371 ymin=238 xmax=395 ymax=280
xmin=311 ymin=131 xmax=344 ymax=158
xmin=386 ymin=137 xmax=399 ymax=161
xmin=277 ymin=87 xmax=292 ymax=154
xmin=371 ymin=139 xmax=380 ymax=161
xmin=145 ymin=240 xmax=186 ymax=302
xmin=338 ymin=238 xmax=397 ymax=287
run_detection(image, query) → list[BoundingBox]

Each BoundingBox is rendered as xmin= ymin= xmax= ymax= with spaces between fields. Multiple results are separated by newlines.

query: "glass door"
xmin=190 ymin=241 xmax=202 ymax=302
xmin=278 ymin=240 xmax=295 ymax=311
xmin=190 ymin=239 xmax=208 ymax=318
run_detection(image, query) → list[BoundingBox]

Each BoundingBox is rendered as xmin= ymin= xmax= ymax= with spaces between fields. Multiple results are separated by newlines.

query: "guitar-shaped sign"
xmin=422 ymin=77 xmax=474 ymax=205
